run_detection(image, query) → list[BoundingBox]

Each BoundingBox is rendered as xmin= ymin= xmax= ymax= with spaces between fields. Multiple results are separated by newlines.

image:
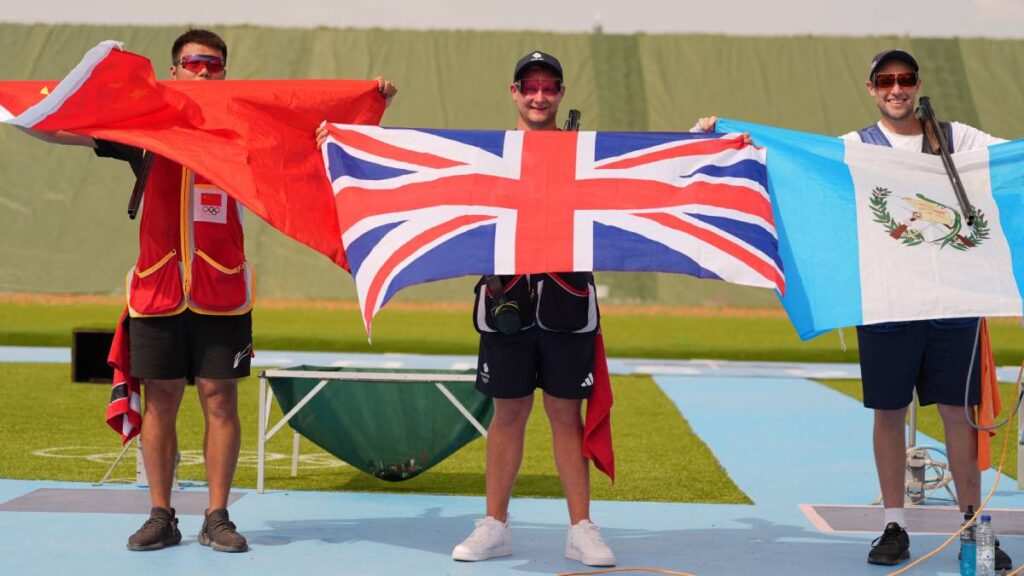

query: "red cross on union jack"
xmin=323 ymin=124 xmax=783 ymax=332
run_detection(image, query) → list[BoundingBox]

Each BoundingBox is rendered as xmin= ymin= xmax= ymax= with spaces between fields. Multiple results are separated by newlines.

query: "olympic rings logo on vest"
xmin=194 ymin=186 xmax=228 ymax=224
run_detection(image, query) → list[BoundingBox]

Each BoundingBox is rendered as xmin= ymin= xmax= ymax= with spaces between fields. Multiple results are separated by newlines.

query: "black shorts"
xmin=476 ymin=329 xmax=595 ymax=400
xmin=857 ymin=318 xmax=981 ymax=410
xmin=129 ymin=309 xmax=252 ymax=381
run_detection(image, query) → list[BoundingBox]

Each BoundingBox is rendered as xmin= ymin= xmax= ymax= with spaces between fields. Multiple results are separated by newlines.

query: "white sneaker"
xmin=566 ymin=519 xmax=616 ymax=566
xmin=452 ymin=516 xmax=511 ymax=561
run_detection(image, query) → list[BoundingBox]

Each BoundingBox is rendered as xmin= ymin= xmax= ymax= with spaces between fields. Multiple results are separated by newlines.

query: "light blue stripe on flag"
xmin=718 ymin=119 xmax=862 ymax=339
xmin=988 ymin=140 xmax=1024 ymax=306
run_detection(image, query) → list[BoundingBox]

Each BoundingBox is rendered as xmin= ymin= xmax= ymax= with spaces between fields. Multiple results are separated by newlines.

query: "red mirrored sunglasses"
xmin=177 ymin=54 xmax=225 ymax=74
xmin=873 ymin=72 xmax=917 ymax=89
xmin=515 ymin=78 xmax=562 ymax=96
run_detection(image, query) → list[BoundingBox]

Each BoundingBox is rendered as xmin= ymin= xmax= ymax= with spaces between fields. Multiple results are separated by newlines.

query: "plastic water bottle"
xmin=976 ymin=515 xmax=996 ymax=576
xmin=960 ymin=506 xmax=976 ymax=576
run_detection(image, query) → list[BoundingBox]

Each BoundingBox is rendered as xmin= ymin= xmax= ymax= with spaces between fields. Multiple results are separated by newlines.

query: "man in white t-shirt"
xmin=695 ymin=50 xmax=1011 ymax=570
xmin=843 ymin=49 xmax=1009 ymax=570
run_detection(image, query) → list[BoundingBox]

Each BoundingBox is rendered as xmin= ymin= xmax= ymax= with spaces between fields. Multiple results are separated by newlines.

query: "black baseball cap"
xmin=514 ymin=51 xmax=563 ymax=81
xmin=868 ymin=49 xmax=919 ymax=79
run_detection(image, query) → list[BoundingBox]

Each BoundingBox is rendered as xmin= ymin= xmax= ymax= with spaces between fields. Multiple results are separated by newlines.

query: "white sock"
xmin=883 ymin=508 xmax=907 ymax=530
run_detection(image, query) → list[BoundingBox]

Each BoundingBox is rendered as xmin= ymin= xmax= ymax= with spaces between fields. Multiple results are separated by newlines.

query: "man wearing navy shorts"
xmin=450 ymin=51 xmax=616 ymax=568
xmin=843 ymin=50 xmax=1011 ymax=569
xmin=695 ymin=49 xmax=1011 ymax=570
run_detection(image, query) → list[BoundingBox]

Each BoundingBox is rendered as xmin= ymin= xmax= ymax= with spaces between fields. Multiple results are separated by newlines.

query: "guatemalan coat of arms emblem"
xmin=870 ymin=186 xmax=989 ymax=250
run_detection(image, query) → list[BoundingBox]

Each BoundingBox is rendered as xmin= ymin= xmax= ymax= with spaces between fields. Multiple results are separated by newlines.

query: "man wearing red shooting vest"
xmin=25 ymin=29 xmax=398 ymax=554
xmin=102 ymin=30 xmax=253 ymax=553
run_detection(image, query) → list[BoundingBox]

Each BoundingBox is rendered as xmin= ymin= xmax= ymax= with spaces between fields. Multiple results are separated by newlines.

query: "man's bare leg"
xmin=874 ymin=407 xmax=909 ymax=509
xmin=937 ymin=403 xmax=980 ymax=511
xmin=140 ymin=378 xmax=187 ymax=510
xmin=196 ymin=377 xmax=240 ymax=511
xmin=485 ymin=396 xmax=533 ymax=522
xmin=543 ymin=394 xmax=589 ymax=524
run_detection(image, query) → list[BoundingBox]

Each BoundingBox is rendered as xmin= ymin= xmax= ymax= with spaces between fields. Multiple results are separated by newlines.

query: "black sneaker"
xmin=996 ymin=539 xmax=1013 ymax=572
xmin=127 ymin=507 xmax=182 ymax=551
xmin=198 ymin=508 xmax=249 ymax=553
xmin=868 ymin=522 xmax=910 ymax=566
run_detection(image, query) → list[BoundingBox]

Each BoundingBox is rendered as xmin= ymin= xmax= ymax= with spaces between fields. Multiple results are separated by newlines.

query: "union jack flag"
xmin=323 ymin=125 xmax=784 ymax=333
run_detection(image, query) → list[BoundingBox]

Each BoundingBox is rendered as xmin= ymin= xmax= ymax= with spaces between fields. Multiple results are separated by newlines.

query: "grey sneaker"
xmin=197 ymin=508 xmax=248 ymax=552
xmin=127 ymin=507 xmax=182 ymax=551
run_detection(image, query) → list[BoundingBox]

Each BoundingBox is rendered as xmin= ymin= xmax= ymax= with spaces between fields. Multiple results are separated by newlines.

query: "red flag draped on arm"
xmin=105 ymin=309 xmax=141 ymax=443
xmin=584 ymin=332 xmax=615 ymax=482
xmin=1 ymin=41 xmax=386 ymax=270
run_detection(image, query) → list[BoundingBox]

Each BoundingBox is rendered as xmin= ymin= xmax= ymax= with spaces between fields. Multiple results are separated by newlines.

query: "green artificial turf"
xmin=4 ymin=297 xmax=1020 ymax=503
xmin=2 ymin=298 xmax=1021 ymax=363
xmin=3 ymin=299 xmax=1022 ymax=363
xmin=0 ymin=364 xmax=750 ymax=504
xmin=819 ymin=379 xmax=1021 ymax=480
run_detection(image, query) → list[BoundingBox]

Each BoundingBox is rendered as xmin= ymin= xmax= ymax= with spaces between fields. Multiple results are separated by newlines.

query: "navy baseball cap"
xmin=868 ymin=49 xmax=919 ymax=79
xmin=514 ymin=51 xmax=563 ymax=81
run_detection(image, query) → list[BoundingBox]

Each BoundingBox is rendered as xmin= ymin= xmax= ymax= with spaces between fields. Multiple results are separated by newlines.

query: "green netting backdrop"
xmin=3 ymin=24 xmax=1023 ymax=306
xmin=267 ymin=366 xmax=492 ymax=480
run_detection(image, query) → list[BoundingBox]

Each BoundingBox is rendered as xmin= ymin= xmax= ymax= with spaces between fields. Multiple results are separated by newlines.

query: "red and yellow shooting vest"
xmin=126 ymin=156 xmax=253 ymax=317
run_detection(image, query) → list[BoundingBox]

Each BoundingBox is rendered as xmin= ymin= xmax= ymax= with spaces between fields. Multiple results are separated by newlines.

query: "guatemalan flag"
xmin=322 ymin=124 xmax=783 ymax=334
xmin=718 ymin=118 xmax=1024 ymax=340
